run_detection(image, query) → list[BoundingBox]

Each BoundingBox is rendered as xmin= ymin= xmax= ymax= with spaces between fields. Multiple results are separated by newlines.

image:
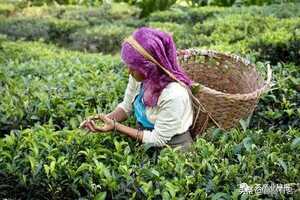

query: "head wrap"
xmin=121 ymin=27 xmax=193 ymax=107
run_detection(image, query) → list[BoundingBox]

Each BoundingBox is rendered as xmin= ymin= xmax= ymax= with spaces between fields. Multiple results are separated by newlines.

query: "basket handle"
xmin=123 ymin=36 xmax=223 ymax=130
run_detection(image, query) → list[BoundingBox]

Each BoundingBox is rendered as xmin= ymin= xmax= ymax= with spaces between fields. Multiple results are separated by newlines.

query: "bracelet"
xmin=113 ymin=119 xmax=117 ymax=133
xmin=135 ymin=129 xmax=139 ymax=141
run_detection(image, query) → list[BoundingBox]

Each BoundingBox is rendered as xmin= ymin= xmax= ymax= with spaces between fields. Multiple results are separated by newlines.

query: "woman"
xmin=80 ymin=27 xmax=194 ymax=151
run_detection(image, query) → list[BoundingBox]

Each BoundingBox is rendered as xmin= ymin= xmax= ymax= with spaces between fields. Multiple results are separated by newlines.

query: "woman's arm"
xmin=106 ymin=107 xmax=128 ymax=122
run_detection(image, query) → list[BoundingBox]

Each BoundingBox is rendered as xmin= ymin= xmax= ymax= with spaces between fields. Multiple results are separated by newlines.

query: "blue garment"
xmin=133 ymin=84 xmax=155 ymax=129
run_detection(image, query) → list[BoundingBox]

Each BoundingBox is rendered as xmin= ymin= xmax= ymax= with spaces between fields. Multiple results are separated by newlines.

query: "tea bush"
xmin=59 ymin=3 xmax=140 ymax=25
xmin=148 ymin=3 xmax=300 ymax=24
xmin=248 ymin=19 xmax=300 ymax=65
xmin=148 ymin=6 xmax=224 ymax=24
xmin=3 ymin=2 xmax=140 ymax=28
xmin=0 ymin=16 xmax=88 ymax=42
xmin=222 ymin=2 xmax=300 ymax=18
xmin=69 ymin=24 xmax=134 ymax=53
xmin=148 ymin=22 xmax=211 ymax=49
xmin=0 ymin=3 xmax=15 ymax=16
xmin=0 ymin=125 xmax=299 ymax=199
xmin=0 ymin=16 xmax=52 ymax=41
xmin=251 ymin=63 xmax=300 ymax=130
xmin=0 ymin=41 xmax=128 ymax=134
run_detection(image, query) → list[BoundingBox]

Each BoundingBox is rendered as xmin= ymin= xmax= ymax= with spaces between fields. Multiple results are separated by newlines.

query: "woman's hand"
xmin=79 ymin=114 xmax=115 ymax=133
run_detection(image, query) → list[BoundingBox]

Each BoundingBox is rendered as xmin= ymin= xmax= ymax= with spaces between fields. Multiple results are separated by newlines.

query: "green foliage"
xmin=0 ymin=16 xmax=52 ymax=41
xmin=148 ymin=8 xmax=191 ymax=23
xmin=0 ymin=41 xmax=127 ymax=133
xmin=193 ymin=14 xmax=276 ymax=45
xmin=148 ymin=22 xmax=211 ymax=49
xmin=116 ymin=0 xmax=177 ymax=17
xmin=69 ymin=24 xmax=134 ymax=53
xmin=0 ymin=3 xmax=15 ymax=16
xmin=59 ymin=3 xmax=140 ymax=24
xmin=0 ymin=3 xmax=141 ymax=53
xmin=148 ymin=6 xmax=224 ymax=24
xmin=248 ymin=18 xmax=300 ymax=65
xmin=0 ymin=16 xmax=88 ymax=42
xmin=251 ymin=63 xmax=300 ymax=130
xmin=0 ymin=125 xmax=299 ymax=198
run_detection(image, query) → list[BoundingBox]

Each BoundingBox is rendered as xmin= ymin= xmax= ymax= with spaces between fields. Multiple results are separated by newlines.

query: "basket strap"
xmin=123 ymin=36 xmax=223 ymax=130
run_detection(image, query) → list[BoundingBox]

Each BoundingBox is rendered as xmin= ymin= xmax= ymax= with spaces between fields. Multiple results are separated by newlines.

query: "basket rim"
xmin=178 ymin=48 xmax=273 ymax=100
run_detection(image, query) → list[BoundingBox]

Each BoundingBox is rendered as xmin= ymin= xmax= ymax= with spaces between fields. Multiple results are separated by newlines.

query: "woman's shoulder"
xmin=159 ymin=82 xmax=189 ymax=103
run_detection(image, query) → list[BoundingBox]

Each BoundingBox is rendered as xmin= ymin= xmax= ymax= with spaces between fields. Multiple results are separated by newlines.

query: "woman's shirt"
xmin=117 ymin=75 xmax=193 ymax=147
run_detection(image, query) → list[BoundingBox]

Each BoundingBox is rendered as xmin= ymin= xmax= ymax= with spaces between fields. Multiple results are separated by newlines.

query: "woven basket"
xmin=176 ymin=49 xmax=272 ymax=138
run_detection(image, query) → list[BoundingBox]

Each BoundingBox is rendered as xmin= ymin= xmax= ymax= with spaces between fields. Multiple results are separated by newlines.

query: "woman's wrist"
xmin=115 ymin=122 xmax=143 ymax=142
xmin=113 ymin=119 xmax=118 ymax=132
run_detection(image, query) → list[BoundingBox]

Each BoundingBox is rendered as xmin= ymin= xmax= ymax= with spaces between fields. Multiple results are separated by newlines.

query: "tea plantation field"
xmin=0 ymin=1 xmax=299 ymax=199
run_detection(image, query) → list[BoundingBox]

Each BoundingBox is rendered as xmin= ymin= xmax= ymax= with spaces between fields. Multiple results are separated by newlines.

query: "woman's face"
xmin=128 ymin=68 xmax=145 ymax=82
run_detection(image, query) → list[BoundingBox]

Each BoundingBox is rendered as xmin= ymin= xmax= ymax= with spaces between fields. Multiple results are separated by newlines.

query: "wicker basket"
xmin=176 ymin=49 xmax=272 ymax=138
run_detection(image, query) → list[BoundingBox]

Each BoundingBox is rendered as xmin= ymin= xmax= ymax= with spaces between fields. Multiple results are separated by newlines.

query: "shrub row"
xmin=250 ymin=63 xmax=300 ymax=131
xmin=0 ymin=3 xmax=15 ymax=16
xmin=147 ymin=3 xmax=300 ymax=24
xmin=18 ymin=2 xmax=141 ymax=24
xmin=0 ymin=125 xmax=299 ymax=199
xmin=1 ymin=3 xmax=299 ymax=56
xmin=69 ymin=24 xmax=134 ymax=54
xmin=248 ymin=18 xmax=300 ymax=65
xmin=0 ymin=16 xmax=137 ymax=53
xmin=0 ymin=2 xmax=144 ymax=53
xmin=147 ymin=15 xmax=300 ymax=66
xmin=0 ymin=41 xmax=128 ymax=134
xmin=193 ymin=16 xmax=300 ymax=65
xmin=0 ymin=16 xmax=88 ymax=42
xmin=148 ymin=6 xmax=224 ymax=24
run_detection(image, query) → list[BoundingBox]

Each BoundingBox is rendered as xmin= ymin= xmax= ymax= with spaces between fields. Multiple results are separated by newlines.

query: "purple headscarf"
xmin=121 ymin=27 xmax=193 ymax=107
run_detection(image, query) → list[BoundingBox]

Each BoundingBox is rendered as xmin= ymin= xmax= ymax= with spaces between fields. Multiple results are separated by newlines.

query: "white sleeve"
xmin=142 ymin=91 xmax=186 ymax=147
xmin=117 ymin=75 xmax=139 ymax=117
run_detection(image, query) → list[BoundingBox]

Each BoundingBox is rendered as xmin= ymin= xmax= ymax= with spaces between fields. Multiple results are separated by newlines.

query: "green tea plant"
xmin=251 ymin=63 xmax=300 ymax=130
xmin=115 ymin=0 xmax=177 ymax=17
xmin=0 ymin=2 xmax=15 ymax=16
xmin=0 ymin=125 xmax=299 ymax=199
xmin=248 ymin=19 xmax=300 ymax=65
xmin=69 ymin=24 xmax=134 ymax=53
xmin=0 ymin=16 xmax=88 ymax=42
xmin=0 ymin=41 xmax=128 ymax=134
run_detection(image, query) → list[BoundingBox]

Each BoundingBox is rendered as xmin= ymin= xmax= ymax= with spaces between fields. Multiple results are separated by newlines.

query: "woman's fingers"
xmin=85 ymin=121 xmax=96 ymax=132
xmin=90 ymin=120 xmax=104 ymax=131
xmin=92 ymin=119 xmax=111 ymax=132
xmin=79 ymin=113 xmax=113 ymax=132
xmin=79 ymin=114 xmax=100 ymax=128
xmin=79 ymin=119 xmax=87 ymax=128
